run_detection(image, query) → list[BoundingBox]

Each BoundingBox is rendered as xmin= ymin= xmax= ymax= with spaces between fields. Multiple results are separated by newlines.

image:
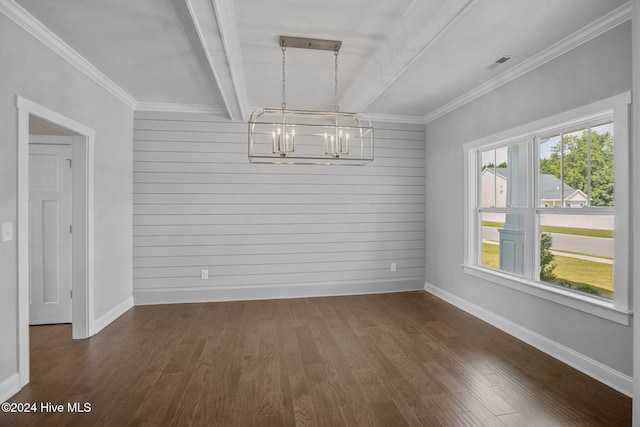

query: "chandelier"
xmin=248 ymin=36 xmax=374 ymax=165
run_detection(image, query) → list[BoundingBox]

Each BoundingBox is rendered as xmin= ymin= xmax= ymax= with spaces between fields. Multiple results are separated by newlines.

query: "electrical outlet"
xmin=200 ymin=269 xmax=209 ymax=280
xmin=390 ymin=263 xmax=397 ymax=272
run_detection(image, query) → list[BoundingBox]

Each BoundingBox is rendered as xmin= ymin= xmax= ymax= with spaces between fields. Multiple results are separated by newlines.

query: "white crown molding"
xmin=244 ymin=106 xmax=425 ymax=126
xmin=135 ymin=102 xmax=226 ymax=115
xmin=423 ymin=2 xmax=632 ymax=124
xmin=185 ymin=0 xmax=246 ymax=121
xmin=365 ymin=112 xmax=426 ymax=125
xmin=0 ymin=0 xmax=137 ymax=109
xmin=340 ymin=0 xmax=478 ymax=113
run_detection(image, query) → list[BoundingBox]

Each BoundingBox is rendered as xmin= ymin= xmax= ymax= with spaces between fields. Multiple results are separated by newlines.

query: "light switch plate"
xmin=2 ymin=223 xmax=14 ymax=242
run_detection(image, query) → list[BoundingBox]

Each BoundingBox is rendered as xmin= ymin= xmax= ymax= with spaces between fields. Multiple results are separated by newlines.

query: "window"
xmin=478 ymin=141 xmax=528 ymax=274
xmin=537 ymin=122 xmax=614 ymax=298
xmin=463 ymin=93 xmax=630 ymax=324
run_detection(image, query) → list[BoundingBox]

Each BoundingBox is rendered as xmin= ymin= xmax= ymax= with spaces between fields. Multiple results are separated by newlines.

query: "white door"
xmin=29 ymin=143 xmax=73 ymax=324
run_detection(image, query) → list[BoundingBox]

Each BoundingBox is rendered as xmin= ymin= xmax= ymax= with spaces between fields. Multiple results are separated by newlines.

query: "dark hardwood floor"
xmin=1 ymin=291 xmax=631 ymax=426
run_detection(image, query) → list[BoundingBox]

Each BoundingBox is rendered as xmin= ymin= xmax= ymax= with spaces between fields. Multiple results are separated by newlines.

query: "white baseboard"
xmin=133 ymin=279 xmax=423 ymax=305
xmin=0 ymin=373 xmax=20 ymax=403
xmin=90 ymin=296 xmax=134 ymax=336
xmin=424 ymin=281 xmax=633 ymax=397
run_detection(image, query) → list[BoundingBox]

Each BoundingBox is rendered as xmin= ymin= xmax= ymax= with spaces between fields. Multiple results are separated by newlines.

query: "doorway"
xmin=16 ymin=96 xmax=95 ymax=388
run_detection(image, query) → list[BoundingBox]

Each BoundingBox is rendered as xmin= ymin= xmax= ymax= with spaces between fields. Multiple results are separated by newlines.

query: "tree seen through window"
xmin=539 ymin=123 xmax=614 ymax=207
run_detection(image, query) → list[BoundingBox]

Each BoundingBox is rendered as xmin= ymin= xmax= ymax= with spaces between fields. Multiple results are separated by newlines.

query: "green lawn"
xmin=482 ymin=221 xmax=505 ymax=229
xmin=482 ymin=222 xmax=613 ymax=239
xmin=481 ymin=243 xmax=612 ymax=299
xmin=551 ymin=255 xmax=613 ymax=299
xmin=481 ymin=242 xmax=500 ymax=269
xmin=540 ymin=225 xmax=613 ymax=239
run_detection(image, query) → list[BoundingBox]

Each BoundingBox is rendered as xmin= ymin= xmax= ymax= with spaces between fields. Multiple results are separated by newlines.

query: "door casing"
xmin=17 ymin=95 xmax=96 ymax=388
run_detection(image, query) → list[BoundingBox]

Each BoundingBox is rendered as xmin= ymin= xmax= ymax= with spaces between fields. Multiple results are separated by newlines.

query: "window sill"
xmin=462 ymin=265 xmax=632 ymax=325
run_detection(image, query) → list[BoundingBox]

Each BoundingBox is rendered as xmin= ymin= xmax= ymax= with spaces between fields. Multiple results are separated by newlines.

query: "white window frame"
xmin=463 ymin=92 xmax=631 ymax=325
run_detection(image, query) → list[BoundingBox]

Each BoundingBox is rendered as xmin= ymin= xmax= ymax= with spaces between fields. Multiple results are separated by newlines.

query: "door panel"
xmin=29 ymin=143 xmax=72 ymax=324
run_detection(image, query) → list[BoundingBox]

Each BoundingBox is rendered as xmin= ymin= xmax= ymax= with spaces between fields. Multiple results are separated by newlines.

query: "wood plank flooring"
xmin=1 ymin=291 xmax=631 ymax=426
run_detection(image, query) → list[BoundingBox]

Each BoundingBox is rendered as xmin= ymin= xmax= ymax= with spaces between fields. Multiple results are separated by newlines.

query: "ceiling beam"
xmin=184 ymin=0 xmax=248 ymax=121
xmin=339 ymin=0 xmax=477 ymax=113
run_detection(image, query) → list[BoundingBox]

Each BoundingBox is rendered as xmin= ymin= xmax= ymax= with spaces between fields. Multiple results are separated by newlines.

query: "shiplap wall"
xmin=132 ymin=111 xmax=425 ymax=304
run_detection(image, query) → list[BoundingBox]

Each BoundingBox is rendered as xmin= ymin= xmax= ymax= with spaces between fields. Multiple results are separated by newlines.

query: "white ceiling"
xmin=12 ymin=0 xmax=630 ymax=122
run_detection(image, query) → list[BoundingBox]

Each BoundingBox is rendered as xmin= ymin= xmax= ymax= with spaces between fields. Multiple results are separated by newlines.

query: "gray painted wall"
xmin=424 ymin=22 xmax=633 ymax=376
xmin=133 ymin=111 xmax=425 ymax=303
xmin=0 ymin=14 xmax=133 ymax=385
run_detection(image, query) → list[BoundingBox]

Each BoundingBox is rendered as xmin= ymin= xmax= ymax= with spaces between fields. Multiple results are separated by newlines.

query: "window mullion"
xmin=525 ymin=137 xmax=537 ymax=280
xmin=560 ymin=132 xmax=565 ymax=207
xmin=587 ymin=127 xmax=592 ymax=206
xmin=493 ymin=149 xmax=497 ymax=207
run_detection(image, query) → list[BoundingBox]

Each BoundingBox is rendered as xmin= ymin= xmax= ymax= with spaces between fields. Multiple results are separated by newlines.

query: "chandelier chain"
xmin=281 ymin=44 xmax=287 ymax=110
xmin=334 ymin=49 xmax=339 ymax=112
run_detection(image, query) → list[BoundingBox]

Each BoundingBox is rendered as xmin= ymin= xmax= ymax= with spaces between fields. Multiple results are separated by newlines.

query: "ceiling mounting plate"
xmin=279 ymin=36 xmax=342 ymax=52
